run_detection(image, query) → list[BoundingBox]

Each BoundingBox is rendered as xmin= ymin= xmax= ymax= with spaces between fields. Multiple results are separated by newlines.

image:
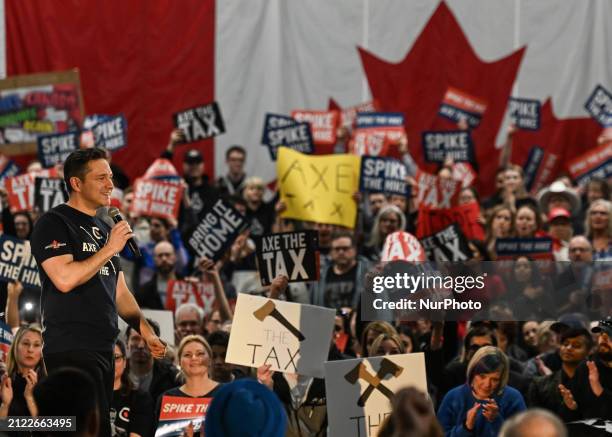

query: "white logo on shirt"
xmin=82 ymin=242 xmax=97 ymax=253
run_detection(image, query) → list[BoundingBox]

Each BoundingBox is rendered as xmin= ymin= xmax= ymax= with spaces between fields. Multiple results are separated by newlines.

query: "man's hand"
xmin=269 ymin=275 xmax=288 ymax=299
xmin=587 ymin=360 xmax=604 ymax=397
xmin=108 ymin=221 xmax=134 ymax=253
xmin=257 ymin=364 xmax=274 ymax=389
xmin=7 ymin=281 xmax=23 ymax=299
xmin=145 ymin=334 xmax=167 ymax=359
xmin=168 ymin=128 xmax=186 ymax=151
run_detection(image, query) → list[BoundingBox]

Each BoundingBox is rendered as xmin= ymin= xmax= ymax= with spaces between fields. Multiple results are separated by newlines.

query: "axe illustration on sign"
xmin=344 ymin=358 xmax=403 ymax=407
xmin=253 ymin=300 xmax=306 ymax=342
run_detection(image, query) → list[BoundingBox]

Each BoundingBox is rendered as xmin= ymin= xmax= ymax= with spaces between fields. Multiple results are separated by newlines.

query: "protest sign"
xmin=278 ymin=148 xmax=360 ymax=228
xmin=37 ymin=131 xmax=80 ymax=168
xmin=349 ymin=113 xmax=405 ymax=157
xmin=422 ymin=130 xmax=475 ymax=163
xmin=495 ymin=238 xmax=554 ymax=260
xmin=415 ymin=170 xmax=462 ymax=209
xmin=131 ymin=178 xmax=183 ymax=220
xmin=34 ymin=177 xmax=68 ymax=213
xmin=421 ymin=224 xmax=471 ymax=262
xmin=4 ymin=174 xmax=34 ymax=213
xmin=416 ymin=201 xmax=485 ymax=241
xmin=226 ymin=294 xmax=335 ymax=378
xmin=92 ymin=115 xmax=128 ymax=151
xmin=0 ymin=321 xmax=13 ymax=362
xmin=173 ymin=101 xmax=225 ymax=143
xmin=381 ymin=231 xmax=426 ymax=262
xmin=260 ymin=113 xmax=298 ymax=160
xmin=166 ymin=279 xmax=216 ymax=314
xmin=567 ymin=140 xmax=612 ymax=186
xmin=255 ymin=231 xmax=319 ymax=286
xmin=451 ymin=162 xmax=476 ymax=188
xmin=523 ymin=146 xmax=545 ymax=191
xmin=509 ymin=97 xmax=541 ymax=130
xmin=325 ymin=353 xmax=428 ymax=437
xmin=0 ymin=235 xmax=40 ymax=288
xmin=83 ymin=114 xmax=113 ymax=130
xmin=0 ymin=155 xmax=20 ymax=184
xmin=359 ymin=156 xmax=409 ymax=196
xmin=0 ymin=69 xmax=85 ymax=156
xmin=262 ymin=119 xmax=314 ymax=160
xmin=188 ymin=198 xmax=248 ymax=261
xmin=291 ymin=110 xmax=339 ymax=145
xmin=155 ymin=396 xmax=210 ymax=437
xmin=142 ymin=158 xmax=181 ymax=182
xmin=438 ymin=86 xmax=487 ymax=128
xmin=332 ymin=99 xmax=380 ymax=128
xmin=584 ymin=85 xmax=612 ymax=127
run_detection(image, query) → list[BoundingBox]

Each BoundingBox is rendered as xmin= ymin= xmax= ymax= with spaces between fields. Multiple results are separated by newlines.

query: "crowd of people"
xmin=0 ymin=124 xmax=610 ymax=437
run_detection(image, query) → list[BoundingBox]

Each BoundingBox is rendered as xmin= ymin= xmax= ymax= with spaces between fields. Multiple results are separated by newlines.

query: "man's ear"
xmin=70 ymin=176 xmax=81 ymax=193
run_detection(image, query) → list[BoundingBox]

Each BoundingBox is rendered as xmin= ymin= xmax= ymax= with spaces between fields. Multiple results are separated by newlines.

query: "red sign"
xmin=381 ymin=231 xmax=426 ymax=262
xmin=441 ymin=86 xmax=487 ymax=115
xmin=291 ymin=110 xmax=340 ymax=146
xmin=5 ymin=174 xmax=34 ymax=213
xmin=130 ymin=178 xmax=183 ymax=220
xmin=416 ymin=201 xmax=485 ymax=241
xmin=415 ymin=170 xmax=462 ymax=208
xmin=166 ymin=279 xmax=216 ymax=313
xmin=567 ymin=140 xmax=612 ymax=184
xmin=329 ymin=99 xmax=381 ymax=128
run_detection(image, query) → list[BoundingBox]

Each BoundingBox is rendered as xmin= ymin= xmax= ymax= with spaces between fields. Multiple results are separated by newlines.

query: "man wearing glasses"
xmin=216 ymin=145 xmax=248 ymax=198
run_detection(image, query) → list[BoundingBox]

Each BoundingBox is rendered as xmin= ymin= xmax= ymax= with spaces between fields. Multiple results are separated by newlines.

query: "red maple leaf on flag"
xmin=358 ymin=1 xmax=525 ymax=196
xmin=510 ymin=99 xmax=602 ymax=194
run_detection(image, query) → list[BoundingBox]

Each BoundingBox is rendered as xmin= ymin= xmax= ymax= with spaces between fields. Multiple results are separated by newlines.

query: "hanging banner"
xmin=508 ymin=97 xmax=541 ymax=130
xmin=173 ymin=101 xmax=226 ymax=143
xmin=278 ymin=148 xmax=360 ymax=228
xmin=226 ymin=294 xmax=335 ymax=378
xmin=254 ymin=230 xmax=319 ymax=286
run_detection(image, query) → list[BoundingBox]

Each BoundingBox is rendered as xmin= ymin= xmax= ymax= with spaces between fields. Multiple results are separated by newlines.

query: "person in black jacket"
xmin=136 ymin=242 xmax=182 ymax=310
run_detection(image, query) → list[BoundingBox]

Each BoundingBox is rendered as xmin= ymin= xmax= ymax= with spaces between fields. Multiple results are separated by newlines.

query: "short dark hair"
xmin=63 ymin=148 xmax=108 ymax=193
xmin=226 ymin=145 xmax=246 ymax=160
xmin=207 ymin=330 xmax=230 ymax=348
xmin=125 ymin=318 xmax=161 ymax=339
xmin=227 ymin=195 xmax=247 ymax=210
xmin=34 ymin=367 xmax=99 ymax=436
xmin=331 ymin=230 xmax=356 ymax=247
xmin=560 ymin=327 xmax=593 ymax=349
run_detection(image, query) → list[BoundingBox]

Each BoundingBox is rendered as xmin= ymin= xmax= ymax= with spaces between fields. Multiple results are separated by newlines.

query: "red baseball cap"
xmin=548 ymin=207 xmax=570 ymax=221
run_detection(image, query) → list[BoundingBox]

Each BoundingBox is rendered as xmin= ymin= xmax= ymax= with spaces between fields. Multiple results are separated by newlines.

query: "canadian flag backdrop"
xmin=2 ymin=0 xmax=612 ymax=194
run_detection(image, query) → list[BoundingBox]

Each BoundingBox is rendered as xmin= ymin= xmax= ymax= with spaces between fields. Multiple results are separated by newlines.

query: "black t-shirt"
xmin=111 ymin=388 xmax=154 ymax=437
xmin=323 ymin=264 xmax=357 ymax=308
xmin=31 ymin=203 xmax=121 ymax=354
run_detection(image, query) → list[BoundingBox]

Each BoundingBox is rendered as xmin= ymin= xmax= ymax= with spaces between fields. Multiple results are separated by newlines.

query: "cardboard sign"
xmin=567 ymin=140 xmax=612 ymax=186
xmin=255 ymin=231 xmax=319 ymax=286
xmin=438 ymin=86 xmax=487 ymax=128
xmin=359 ymin=156 xmax=409 ymax=196
xmin=416 ymin=202 xmax=485 ymax=241
xmin=173 ymin=101 xmax=225 ymax=143
xmin=421 ymin=224 xmax=471 ymax=262
xmin=291 ymin=110 xmax=339 ymax=145
xmin=131 ymin=178 xmax=184 ymax=220
xmin=263 ymin=121 xmax=314 ymax=161
xmin=34 ymin=177 xmax=68 ymax=213
xmin=584 ymin=85 xmax=612 ymax=127
xmin=0 ymin=70 xmax=85 ymax=156
xmin=0 ymin=155 xmax=20 ymax=184
xmin=4 ymin=174 xmax=34 ymax=213
xmin=349 ymin=113 xmax=405 ymax=156
xmin=325 ymin=353 xmax=428 ymax=437
xmin=0 ymin=321 xmax=13 ymax=363
xmin=155 ymin=396 xmax=210 ymax=437
xmin=226 ymin=294 xmax=335 ymax=378
xmin=523 ymin=146 xmax=545 ymax=191
xmin=495 ymin=237 xmax=554 ymax=260
xmin=92 ymin=115 xmax=127 ymax=151
xmin=381 ymin=231 xmax=426 ymax=262
xmin=165 ymin=279 xmax=216 ymax=314
xmin=509 ymin=97 xmax=541 ymax=130
xmin=0 ymin=235 xmax=41 ymax=288
xmin=278 ymin=148 xmax=360 ymax=228
xmin=422 ymin=130 xmax=475 ymax=163
xmin=188 ymin=198 xmax=248 ymax=261
xmin=336 ymin=100 xmax=380 ymax=128
xmin=37 ymin=131 xmax=80 ymax=168
xmin=415 ymin=170 xmax=462 ymax=209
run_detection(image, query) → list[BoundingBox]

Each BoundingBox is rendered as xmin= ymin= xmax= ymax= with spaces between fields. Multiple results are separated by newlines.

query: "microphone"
xmin=107 ymin=207 xmax=142 ymax=258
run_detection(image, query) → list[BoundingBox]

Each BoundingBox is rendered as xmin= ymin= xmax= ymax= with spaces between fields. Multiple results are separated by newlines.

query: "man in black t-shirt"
xmin=31 ymin=148 xmax=166 ymax=437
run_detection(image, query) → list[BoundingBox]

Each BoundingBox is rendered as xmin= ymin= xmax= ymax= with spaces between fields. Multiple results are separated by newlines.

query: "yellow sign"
xmin=277 ymin=147 xmax=360 ymax=228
